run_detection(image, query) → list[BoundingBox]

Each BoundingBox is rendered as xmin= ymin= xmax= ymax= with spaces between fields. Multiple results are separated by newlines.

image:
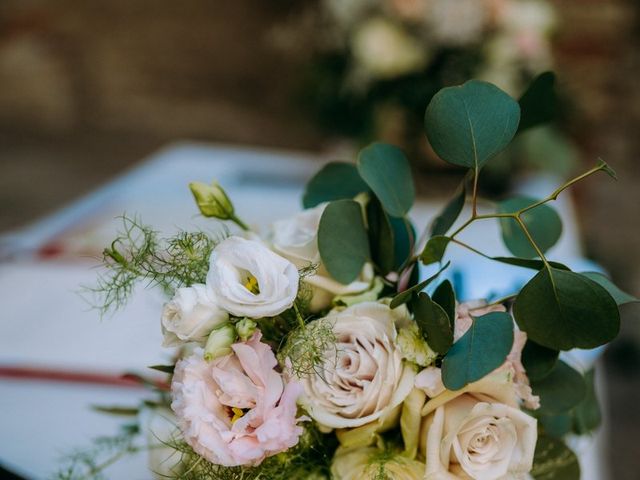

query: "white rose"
xmin=206 ymin=236 xmax=299 ymax=318
xmin=351 ymin=17 xmax=428 ymax=79
xmin=161 ymin=284 xmax=228 ymax=347
xmin=269 ymin=204 xmax=373 ymax=311
xmin=419 ymin=373 xmax=537 ymax=480
xmin=300 ymin=302 xmax=416 ymax=429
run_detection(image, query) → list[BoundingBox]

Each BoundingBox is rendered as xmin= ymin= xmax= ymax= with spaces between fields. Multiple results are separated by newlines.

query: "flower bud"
xmin=189 ymin=180 xmax=234 ymax=219
xmin=203 ymin=323 xmax=237 ymax=361
xmin=235 ymin=318 xmax=257 ymax=341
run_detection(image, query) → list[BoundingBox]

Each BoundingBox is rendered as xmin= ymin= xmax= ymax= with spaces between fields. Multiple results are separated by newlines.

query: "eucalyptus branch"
xmin=471 ymin=168 xmax=479 ymax=217
xmin=514 ymin=216 xmax=550 ymax=268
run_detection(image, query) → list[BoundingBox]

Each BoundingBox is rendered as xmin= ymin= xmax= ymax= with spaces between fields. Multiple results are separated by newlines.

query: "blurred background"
xmin=0 ymin=0 xmax=639 ymax=478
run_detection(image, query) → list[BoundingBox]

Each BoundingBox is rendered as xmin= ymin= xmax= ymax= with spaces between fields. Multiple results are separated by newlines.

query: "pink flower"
xmin=171 ymin=332 xmax=305 ymax=466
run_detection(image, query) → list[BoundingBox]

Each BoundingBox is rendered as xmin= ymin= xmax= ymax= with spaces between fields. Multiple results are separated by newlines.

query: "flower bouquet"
xmin=59 ymin=79 xmax=636 ymax=480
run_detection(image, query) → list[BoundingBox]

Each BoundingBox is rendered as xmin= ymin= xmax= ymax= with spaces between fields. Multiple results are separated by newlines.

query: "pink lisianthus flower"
xmin=171 ymin=331 xmax=305 ymax=466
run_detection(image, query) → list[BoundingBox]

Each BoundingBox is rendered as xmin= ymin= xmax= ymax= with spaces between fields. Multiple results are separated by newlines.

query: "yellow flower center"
xmin=244 ymin=275 xmax=260 ymax=294
xmin=230 ymin=407 xmax=246 ymax=424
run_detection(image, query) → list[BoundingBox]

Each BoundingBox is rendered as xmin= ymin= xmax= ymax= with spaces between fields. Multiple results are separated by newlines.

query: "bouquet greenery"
xmin=57 ymin=79 xmax=636 ymax=480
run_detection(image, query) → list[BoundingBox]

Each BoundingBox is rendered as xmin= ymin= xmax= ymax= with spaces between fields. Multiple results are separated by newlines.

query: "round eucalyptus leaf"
xmin=424 ymin=80 xmax=520 ymax=170
xmin=581 ymin=271 xmax=638 ymax=305
xmin=522 ymin=340 xmax=559 ymax=382
xmin=518 ymin=71 xmax=557 ymax=133
xmin=357 ymin=143 xmax=415 ymax=217
xmin=318 ymin=200 xmax=370 ymax=284
xmin=532 ymin=361 xmax=586 ymax=416
xmin=430 ymin=181 xmax=466 ymax=236
xmin=498 ymin=197 xmax=562 ymax=259
xmin=442 ymin=312 xmax=514 ymax=391
xmin=366 ymin=198 xmax=394 ymax=275
xmin=413 ymin=292 xmax=453 ymax=355
xmin=432 ymin=280 xmax=456 ymax=329
xmin=303 ymin=162 xmax=369 ymax=208
xmin=513 ymin=268 xmax=620 ymax=350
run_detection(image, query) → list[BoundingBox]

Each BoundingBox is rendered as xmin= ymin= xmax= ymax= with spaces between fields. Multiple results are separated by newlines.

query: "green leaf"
xmin=442 ymin=312 xmax=514 ymax=390
xmin=430 ymin=181 xmax=466 ymax=236
xmin=514 ymin=268 xmax=620 ymax=350
xmin=390 ymin=216 xmax=415 ymax=270
xmin=581 ymin=272 xmax=638 ymax=305
xmin=532 ymin=361 xmax=586 ymax=415
xmin=498 ymin=197 xmax=562 ymax=259
xmin=539 ymin=413 xmax=573 ymax=438
xmin=357 ymin=143 xmax=415 ymax=217
xmin=521 ymin=341 xmax=559 ymax=382
xmin=413 ymin=292 xmax=453 ymax=354
xmin=420 ymin=235 xmax=450 ymax=265
xmin=318 ymin=200 xmax=371 ymax=284
xmin=572 ymin=368 xmax=602 ymax=435
xmin=303 ymin=162 xmax=369 ymax=208
xmin=390 ymin=261 xmax=450 ymax=309
xmin=432 ymin=280 xmax=456 ymax=329
xmin=518 ymin=71 xmax=557 ymax=133
xmin=366 ymin=197 xmax=395 ymax=275
xmin=532 ymin=435 xmax=580 ymax=480
xmin=148 ymin=364 xmax=175 ymax=374
xmin=424 ymin=80 xmax=520 ymax=170
xmin=491 ymin=257 xmax=569 ymax=271
xmin=91 ymin=405 xmax=140 ymax=417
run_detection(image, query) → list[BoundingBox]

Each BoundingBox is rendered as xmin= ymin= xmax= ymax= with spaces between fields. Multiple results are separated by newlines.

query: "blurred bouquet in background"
xmin=275 ymin=0 xmax=577 ymax=193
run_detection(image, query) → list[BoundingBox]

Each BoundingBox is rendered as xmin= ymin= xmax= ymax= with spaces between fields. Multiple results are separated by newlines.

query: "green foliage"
xmin=390 ymin=261 xmax=450 ymax=309
xmin=424 ymin=80 xmax=520 ymax=170
xmin=531 ymin=361 xmax=586 ymax=416
xmin=278 ymin=318 xmax=337 ymax=379
xmin=514 ymin=268 xmax=620 ymax=350
xmin=318 ymin=199 xmax=370 ymax=284
xmin=420 ymin=235 xmax=450 ymax=265
xmin=389 ymin=215 xmax=415 ymax=270
xmin=52 ymin=424 xmax=142 ymax=480
xmin=430 ymin=180 xmax=466 ymax=236
xmin=490 ymin=257 xmax=569 ymax=271
xmin=581 ymin=272 xmax=638 ymax=305
xmin=441 ymin=312 xmax=514 ymax=390
xmin=303 ymin=162 xmax=369 ymax=208
xmin=521 ymin=340 xmax=559 ymax=382
xmin=432 ymin=280 xmax=456 ymax=330
xmin=366 ymin=197 xmax=395 ymax=275
xmin=357 ymin=143 xmax=415 ymax=217
xmin=572 ymin=368 xmax=602 ymax=434
xmin=518 ymin=72 xmax=557 ymax=133
xmin=86 ymin=216 xmax=221 ymax=316
xmin=498 ymin=197 xmax=562 ymax=259
xmin=164 ymin=425 xmax=334 ymax=480
xmin=412 ymin=292 xmax=453 ymax=354
xmin=532 ymin=435 xmax=580 ymax=480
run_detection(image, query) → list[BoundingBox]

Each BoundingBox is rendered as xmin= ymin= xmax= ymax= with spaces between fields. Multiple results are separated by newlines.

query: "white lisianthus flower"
xmin=351 ymin=17 xmax=428 ymax=79
xmin=161 ymin=284 xmax=229 ymax=347
xmin=397 ymin=323 xmax=438 ymax=367
xmin=331 ymin=446 xmax=425 ymax=480
xmin=300 ymin=302 xmax=416 ymax=429
xmin=269 ymin=204 xmax=373 ymax=311
xmin=419 ymin=372 xmax=537 ymax=480
xmin=206 ymin=236 xmax=299 ymax=318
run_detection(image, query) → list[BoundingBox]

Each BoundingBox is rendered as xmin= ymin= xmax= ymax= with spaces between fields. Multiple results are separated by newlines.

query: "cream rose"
xmin=331 ymin=446 xmax=425 ymax=480
xmin=300 ymin=302 xmax=416 ymax=429
xmin=419 ymin=373 xmax=537 ymax=480
xmin=206 ymin=236 xmax=299 ymax=318
xmin=161 ymin=284 xmax=229 ymax=347
xmin=269 ymin=204 xmax=373 ymax=311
